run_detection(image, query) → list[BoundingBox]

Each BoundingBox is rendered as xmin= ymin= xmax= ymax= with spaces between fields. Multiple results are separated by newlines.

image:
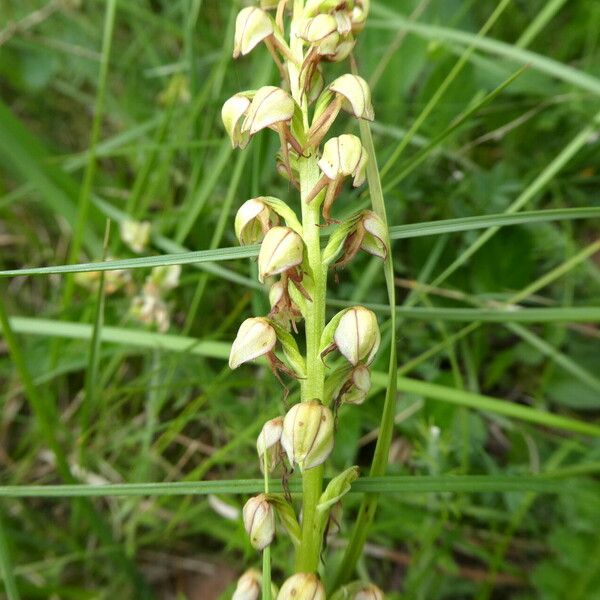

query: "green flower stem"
xmin=295 ymin=154 xmax=327 ymax=573
xmin=288 ymin=0 xmax=327 ymax=575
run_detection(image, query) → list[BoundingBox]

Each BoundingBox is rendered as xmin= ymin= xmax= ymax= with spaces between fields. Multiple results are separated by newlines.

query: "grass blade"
xmin=0 ymin=472 xmax=597 ymax=498
xmin=0 ymin=511 xmax=20 ymax=600
xmin=381 ymin=375 xmax=600 ymax=437
xmin=370 ymin=4 xmax=600 ymax=97
xmin=2 ymin=208 xmax=598 ymax=278
xmin=332 ymin=67 xmax=399 ymax=588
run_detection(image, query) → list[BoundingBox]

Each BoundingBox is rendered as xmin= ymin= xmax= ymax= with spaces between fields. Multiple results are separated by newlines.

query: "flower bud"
xmin=329 ymin=74 xmax=374 ymax=120
xmin=258 ymin=226 xmax=304 ymax=283
xmin=131 ymin=294 xmax=170 ymax=332
xmin=334 ymin=306 xmax=380 ymax=366
xmin=357 ymin=211 xmax=387 ymax=259
xmin=229 ymin=317 xmax=277 ymax=369
xmin=257 ymin=417 xmax=284 ymax=473
xmin=355 ymin=584 xmax=385 ymax=600
xmin=242 ymin=86 xmax=295 ymax=136
xmin=301 ymin=14 xmax=340 ymax=55
xmin=222 ymin=92 xmax=252 ymax=148
xmin=233 ymin=7 xmax=274 ymax=58
xmin=281 ymin=400 xmax=334 ymax=471
xmin=340 ymin=363 xmax=371 ymax=405
xmin=318 ymin=134 xmax=368 ymax=187
xmin=351 ymin=1 xmax=370 ymax=32
xmin=232 ymin=569 xmax=261 ymax=600
xmin=331 ymin=582 xmax=384 ymax=600
xmin=144 ymin=264 xmax=181 ymax=296
xmin=120 ymin=219 xmax=151 ymax=254
xmin=304 ymin=0 xmax=346 ymax=17
xmin=242 ymin=494 xmax=275 ymax=550
xmin=235 ymin=198 xmax=275 ymax=245
xmin=328 ymin=36 xmax=356 ymax=62
xmin=277 ymin=573 xmax=326 ymax=600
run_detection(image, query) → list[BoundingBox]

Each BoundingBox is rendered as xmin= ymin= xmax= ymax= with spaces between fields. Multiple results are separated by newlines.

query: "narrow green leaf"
xmin=330 ymin=303 xmax=600 ymax=323
xmin=2 ymin=208 xmax=597 ymax=278
xmin=370 ymin=4 xmax=600 ymax=97
xmin=0 ymin=472 xmax=597 ymax=498
xmin=0 ymin=512 xmax=20 ymax=600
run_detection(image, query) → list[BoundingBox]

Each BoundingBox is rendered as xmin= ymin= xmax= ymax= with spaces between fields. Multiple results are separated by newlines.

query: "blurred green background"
xmin=1 ymin=0 xmax=600 ymax=598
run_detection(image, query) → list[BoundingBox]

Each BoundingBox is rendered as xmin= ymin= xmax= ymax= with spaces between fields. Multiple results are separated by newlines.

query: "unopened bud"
xmin=331 ymin=582 xmax=384 ymax=600
xmin=351 ymin=1 xmax=370 ymax=33
xmin=257 ymin=417 xmax=284 ymax=473
xmin=357 ymin=211 xmax=387 ymax=259
xmin=235 ymin=198 xmax=275 ymax=245
xmin=340 ymin=364 xmax=371 ymax=405
xmin=334 ymin=306 xmax=380 ymax=366
xmin=281 ymin=400 xmax=334 ymax=471
xmin=302 ymin=14 xmax=340 ymax=55
xmin=144 ymin=264 xmax=181 ymax=296
xmin=355 ymin=584 xmax=385 ymax=600
xmin=304 ymin=0 xmax=345 ymax=17
xmin=229 ymin=317 xmax=277 ymax=369
xmin=242 ymin=494 xmax=275 ymax=550
xmin=334 ymin=10 xmax=353 ymax=35
xmin=329 ymin=74 xmax=374 ymax=120
xmin=277 ymin=573 xmax=326 ymax=600
xmin=258 ymin=226 xmax=304 ymax=283
xmin=233 ymin=7 xmax=274 ymax=58
xmin=232 ymin=569 xmax=261 ymax=600
xmin=318 ymin=134 xmax=368 ymax=186
xmin=328 ymin=37 xmax=356 ymax=62
xmin=131 ymin=294 xmax=170 ymax=332
xmin=222 ymin=92 xmax=252 ymax=148
xmin=242 ymin=86 xmax=295 ymax=136
xmin=120 ymin=219 xmax=151 ymax=254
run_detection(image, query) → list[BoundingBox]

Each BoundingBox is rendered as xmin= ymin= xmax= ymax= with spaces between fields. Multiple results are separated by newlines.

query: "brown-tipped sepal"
xmin=281 ymin=400 xmax=334 ymax=471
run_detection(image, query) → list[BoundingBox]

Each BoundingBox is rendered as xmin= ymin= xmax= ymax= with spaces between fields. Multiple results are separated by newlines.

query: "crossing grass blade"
xmin=2 ymin=208 xmax=598 ymax=278
xmin=7 ymin=316 xmax=599 ymax=437
xmin=0 ymin=471 xmax=597 ymax=498
xmin=329 ymin=303 xmax=600 ymax=323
